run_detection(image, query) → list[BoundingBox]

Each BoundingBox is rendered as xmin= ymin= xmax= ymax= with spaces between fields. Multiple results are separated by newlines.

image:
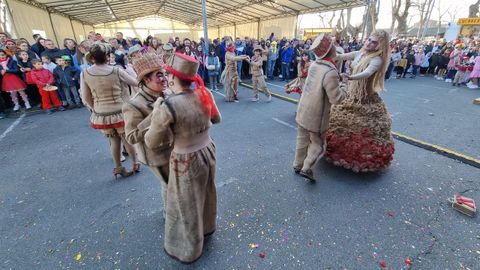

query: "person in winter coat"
xmin=0 ymin=49 xmax=31 ymax=111
xmin=294 ymin=34 xmax=347 ymax=181
xmin=429 ymin=51 xmax=440 ymax=76
xmin=53 ymin=56 xmax=81 ymax=107
xmin=206 ymin=48 xmax=221 ymax=90
xmin=30 ymin=59 xmax=64 ymax=114
xmin=41 ymin=39 xmax=64 ymax=61
xmin=280 ymin=41 xmax=294 ymax=81
xmin=266 ymin=40 xmax=278 ymax=79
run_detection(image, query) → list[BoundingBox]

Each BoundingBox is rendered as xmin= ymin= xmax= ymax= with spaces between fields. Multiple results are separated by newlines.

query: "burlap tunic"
xmin=222 ymin=51 xmax=244 ymax=101
xmin=145 ymin=89 xmax=221 ymax=263
xmin=249 ymin=56 xmax=271 ymax=99
xmin=80 ymin=65 xmax=137 ymax=136
xmin=294 ymin=60 xmax=347 ymax=171
xmin=122 ymin=86 xmax=173 ymax=208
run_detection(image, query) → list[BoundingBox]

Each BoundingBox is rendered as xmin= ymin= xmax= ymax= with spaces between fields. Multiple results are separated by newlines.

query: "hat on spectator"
xmin=311 ymin=33 xmax=333 ymax=59
xmin=133 ymin=53 xmax=164 ymax=81
xmin=128 ymin=44 xmax=143 ymax=56
xmin=162 ymin=43 xmax=173 ymax=52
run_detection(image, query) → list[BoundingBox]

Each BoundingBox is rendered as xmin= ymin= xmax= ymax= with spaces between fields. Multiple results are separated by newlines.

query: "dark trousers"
xmin=0 ymin=93 xmax=6 ymax=113
xmin=281 ymin=62 xmax=290 ymax=81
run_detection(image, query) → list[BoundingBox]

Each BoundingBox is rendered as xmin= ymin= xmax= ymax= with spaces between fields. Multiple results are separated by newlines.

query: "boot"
xmin=25 ymin=101 xmax=32 ymax=110
xmin=13 ymin=103 xmax=20 ymax=112
xmin=113 ymin=166 xmax=133 ymax=179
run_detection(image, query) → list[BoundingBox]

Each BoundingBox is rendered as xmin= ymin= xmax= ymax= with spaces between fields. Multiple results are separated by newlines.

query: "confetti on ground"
xmin=63 ymin=255 xmax=68 ymax=261
xmin=90 ymin=219 xmax=96 ymax=225
xmin=75 ymin=252 xmax=81 ymax=261
xmin=120 ymin=228 xmax=125 ymax=236
xmin=96 ymin=251 xmax=104 ymax=259
xmin=405 ymin=258 xmax=413 ymax=266
xmin=379 ymin=261 xmax=387 ymax=268
xmin=250 ymin=243 xmax=259 ymax=249
xmin=387 ymin=211 xmax=394 ymax=217
xmin=258 ymin=252 xmax=265 ymax=258
xmin=69 ymin=239 xmax=76 ymax=244
xmin=373 ymin=252 xmax=380 ymax=259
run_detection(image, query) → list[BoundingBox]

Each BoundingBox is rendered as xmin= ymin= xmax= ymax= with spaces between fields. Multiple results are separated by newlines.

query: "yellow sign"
xmin=458 ymin=18 xmax=480 ymax=25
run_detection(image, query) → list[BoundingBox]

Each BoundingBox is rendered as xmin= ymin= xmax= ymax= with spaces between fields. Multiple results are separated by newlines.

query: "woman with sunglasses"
xmin=326 ymin=30 xmax=395 ymax=173
xmin=123 ymin=53 xmax=173 ymax=213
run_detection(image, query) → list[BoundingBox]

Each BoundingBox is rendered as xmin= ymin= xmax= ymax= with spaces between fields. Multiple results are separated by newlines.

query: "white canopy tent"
xmin=4 ymin=0 xmax=366 ymax=45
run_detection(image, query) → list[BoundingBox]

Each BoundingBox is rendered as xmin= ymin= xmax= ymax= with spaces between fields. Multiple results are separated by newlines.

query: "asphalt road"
xmin=0 ymin=77 xmax=479 ymax=270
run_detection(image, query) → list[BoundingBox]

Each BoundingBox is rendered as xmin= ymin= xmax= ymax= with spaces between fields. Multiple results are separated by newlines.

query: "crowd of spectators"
xmin=1 ymin=29 xmax=479 ymax=119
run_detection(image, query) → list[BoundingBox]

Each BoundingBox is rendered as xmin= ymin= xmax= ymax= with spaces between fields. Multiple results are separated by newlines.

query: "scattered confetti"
xmin=387 ymin=211 xmax=394 ymax=217
xmin=373 ymin=252 xmax=380 ymax=259
xmin=405 ymin=258 xmax=413 ymax=266
xmin=258 ymin=252 xmax=265 ymax=258
xmin=63 ymin=255 xmax=68 ymax=261
xmin=120 ymin=228 xmax=125 ymax=236
xmin=96 ymin=251 xmax=104 ymax=259
xmin=69 ymin=239 xmax=76 ymax=244
xmin=47 ymin=248 xmax=55 ymax=254
xmin=379 ymin=261 xmax=387 ymax=268
xmin=90 ymin=219 xmax=96 ymax=225
xmin=75 ymin=252 xmax=81 ymax=261
xmin=250 ymin=243 xmax=259 ymax=249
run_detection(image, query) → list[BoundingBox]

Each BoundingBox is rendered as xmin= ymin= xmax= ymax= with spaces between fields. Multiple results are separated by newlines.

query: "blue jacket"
xmin=53 ymin=65 xmax=79 ymax=87
xmin=206 ymin=55 xmax=220 ymax=76
xmin=0 ymin=58 xmax=21 ymax=74
xmin=281 ymin=47 xmax=293 ymax=64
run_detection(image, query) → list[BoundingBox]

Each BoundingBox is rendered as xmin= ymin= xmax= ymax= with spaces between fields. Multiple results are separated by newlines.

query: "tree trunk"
xmin=469 ymin=0 xmax=480 ymax=17
xmin=393 ymin=0 xmax=412 ymax=37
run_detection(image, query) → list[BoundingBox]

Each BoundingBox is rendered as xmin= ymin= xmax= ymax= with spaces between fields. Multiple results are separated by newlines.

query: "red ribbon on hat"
xmin=166 ymin=56 xmax=219 ymax=120
xmin=455 ymin=194 xmax=475 ymax=209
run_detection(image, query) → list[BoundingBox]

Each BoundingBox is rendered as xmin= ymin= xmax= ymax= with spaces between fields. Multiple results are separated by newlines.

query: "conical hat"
xmin=167 ymin=52 xmax=199 ymax=79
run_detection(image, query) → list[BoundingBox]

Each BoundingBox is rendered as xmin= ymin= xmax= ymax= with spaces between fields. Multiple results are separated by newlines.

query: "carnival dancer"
xmin=245 ymin=45 xmax=272 ymax=102
xmin=285 ymin=52 xmax=312 ymax=95
xmin=145 ymin=52 xmax=221 ymax=263
xmin=80 ymin=43 xmax=140 ymax=179
xmin=221 ymin=40 xmax=248 ymax=102
xmin=325 ymin=30 xmax=394 ymax=173
xmin=123 ymin=53 xmax=173 ymax=214
xmin=293 ymin=34 xmax=347 ymax=181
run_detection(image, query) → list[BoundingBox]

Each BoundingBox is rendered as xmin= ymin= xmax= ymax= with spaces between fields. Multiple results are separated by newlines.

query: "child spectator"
xmin=395 ymin=53 xmax=408 ymax=79
xmin=30 ymin=59 xmax=65 ymax=114
xmin=436 ymin=49 xmax=450 ymax=80
xmin=17 ymin=50 xmax=41 ymax=106
xmin=453 ymin=57 xmax=468 ymax=86
xmin=0 ymin=49 xmax=31 ymax=111
xmin=53 ymin=56 xmax=81 ymax=108
xmin=42 ymin=55 xmax=56 ymax=73
xmin=430 ymin=51 xmax=440 ymax=77
xmin=206 ymin=47 xmax=220 ymax=90
xmin=468 ymin=54 xmax=480 ymax=89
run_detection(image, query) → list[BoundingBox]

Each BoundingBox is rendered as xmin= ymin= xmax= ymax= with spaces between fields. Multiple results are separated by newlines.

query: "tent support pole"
xmin=69 ymin=19 xmax=77 ymax=42
xmin=233 ymin=23 xmax=236 ymax=39
xmin=257 ymin=19 xmax=260 ymax=40
xmin=202 ymin=0 xmax=209 ymax=52
xmin=47 ymin=10 xmax=60 ymax=46
xmin=4 ymin=0 xmax=19 ymax=38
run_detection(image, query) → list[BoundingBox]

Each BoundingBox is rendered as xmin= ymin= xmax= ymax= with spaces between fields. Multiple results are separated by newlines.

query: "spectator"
xmin=116 ymin=32 xmax=129 ymax=50
xmin=266 ymin=39 xmax=278 ymax=79
xmin=53 ymin=56 xmax=81 ymax=108
xmin=280 ymin=41 xmax=293 ymax=81
xmin=0 ymin=32 xmax=8 ymax=50
xmin=30 ymin=59 xmax=64 ymax=114
xmin=4 ymin=39 xmax=17 ymax=58
xmin=206 ymin=47 xmax=220 ymax=90
xmin=17 ymin=40 xmax=39 ymax=61
xmin=41 ymin=39 xmax=63 ymax=60
xmin=42 ymin=55 xmax=57 ymax=73
xmin=0 ymin=49 xmax=31 ymax=111
xmin=31 ymin=35 xmax=44 ymax=56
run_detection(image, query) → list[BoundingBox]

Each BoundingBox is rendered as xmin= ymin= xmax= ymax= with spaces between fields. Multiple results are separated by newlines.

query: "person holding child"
xmin=30 ymin=59 xmax=65 ymax=114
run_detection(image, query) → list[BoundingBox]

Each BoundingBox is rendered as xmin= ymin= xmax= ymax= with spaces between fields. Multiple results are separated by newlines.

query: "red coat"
xmin=30 ymin=68 xmax=54 ymax=87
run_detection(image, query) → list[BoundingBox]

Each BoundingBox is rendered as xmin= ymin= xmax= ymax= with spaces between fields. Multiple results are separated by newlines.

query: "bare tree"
xmin=469 ymin=0 xmax=480 ymax=17
xmin=447 ymin=6 xmax=461 ymax=23
xmin=414 ymin=0 xmax=434 ymax=38
xmin=436 ymin=1 xmax=449 ymax=36
xmin=366 ymin=0 xmax=380 ymax=36
xmin=392 ymin=0 xmax=412 ymax=37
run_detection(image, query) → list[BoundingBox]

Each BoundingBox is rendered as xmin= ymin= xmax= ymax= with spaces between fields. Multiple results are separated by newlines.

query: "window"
xmin=32 ymin=29 xmax=47 ymax=39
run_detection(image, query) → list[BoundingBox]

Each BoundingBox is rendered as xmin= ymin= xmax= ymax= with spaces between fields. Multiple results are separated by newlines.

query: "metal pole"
xmin=202 ymin=0 xmax=209 ymax=53
xmin=421 ymin=0 xmax=436 ymax=40
xmin=69 ymin=19 xmax=77 ymax=42
xmin=47 ymin=10 xmax=60 ymax=47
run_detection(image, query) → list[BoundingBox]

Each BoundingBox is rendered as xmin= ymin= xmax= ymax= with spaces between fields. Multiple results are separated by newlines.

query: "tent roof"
xmin=20 ymin=0 xmax=367 ymax=27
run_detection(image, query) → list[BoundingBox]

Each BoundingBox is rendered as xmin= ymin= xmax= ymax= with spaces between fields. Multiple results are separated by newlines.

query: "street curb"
xmin=239 ymin=82 xmax=480 ymax=169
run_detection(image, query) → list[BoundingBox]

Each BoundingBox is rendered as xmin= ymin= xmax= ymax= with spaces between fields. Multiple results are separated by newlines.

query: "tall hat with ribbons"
xmin=311 ymin=33 xmax=333 ymax=59
xmin=166 ymin=52 xmax=219 ymax=119
xmin=132 ymin=53 xmax=164 ymax=81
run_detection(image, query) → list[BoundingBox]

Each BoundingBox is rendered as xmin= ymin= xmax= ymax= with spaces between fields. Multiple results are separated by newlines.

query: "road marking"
xmin=209 ymin=89 xmax=226 ymax=97
xmin=240 ymin=82 xmax=480 ymax=169
xmin=0 ymin=114 xmax=25 ymax=142
xmin=272 ymin=117 xmax=297 ymax=130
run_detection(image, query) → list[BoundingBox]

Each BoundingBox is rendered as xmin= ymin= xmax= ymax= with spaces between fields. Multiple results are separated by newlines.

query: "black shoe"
xmin=300 ymin=169 xmax=316 ymax=181
xmin=293 ymin=167 xmax=301 ymax=174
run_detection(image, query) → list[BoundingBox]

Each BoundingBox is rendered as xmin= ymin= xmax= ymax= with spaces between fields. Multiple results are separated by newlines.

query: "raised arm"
xmin=336 ymin=51 xmax=358 ymax=61
xmin=118 ymin=68 xmax=138 ymax=86
xmin=349 ymin=56 xmax=383 ymax=80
